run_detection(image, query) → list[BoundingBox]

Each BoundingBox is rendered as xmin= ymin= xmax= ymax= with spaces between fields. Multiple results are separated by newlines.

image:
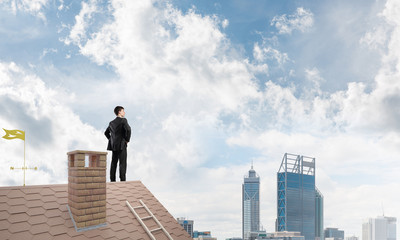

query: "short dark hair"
xmin=114 ymin=106 xmax=124 ymax=116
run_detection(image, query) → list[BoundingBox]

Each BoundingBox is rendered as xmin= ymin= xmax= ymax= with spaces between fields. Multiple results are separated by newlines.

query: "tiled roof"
xmin=0 ymin=181 xmax=192 ymax=240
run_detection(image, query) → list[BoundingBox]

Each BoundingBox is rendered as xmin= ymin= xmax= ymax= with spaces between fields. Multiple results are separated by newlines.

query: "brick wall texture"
xmin=68 ymin=151 xmax=107 ymax=229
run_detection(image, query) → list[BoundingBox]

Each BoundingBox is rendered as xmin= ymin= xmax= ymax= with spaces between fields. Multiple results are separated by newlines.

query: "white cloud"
xmin=57 ymin=0 xmax=64 ymax=11
xmin=303 ymin=67 xmax=324 ymax=97
xmin=40 ymin=48 xmax=58 ymax=59
xmin=0 ymin=0 xmax=49 ymax=20
xmin=0 ymin=62 xmax=105 ymax=186
xmin=360 ymin=26 xmax=390 ymax=51
xmin=271 ymin=7 xmax=314 ymax=34
xmin=222 ymin=18 xmax=229 ymax=29
xmin=253 ymin=42 xmax=289 ymax=66
xmin=63 ymin=0 xmax=99 ymax=46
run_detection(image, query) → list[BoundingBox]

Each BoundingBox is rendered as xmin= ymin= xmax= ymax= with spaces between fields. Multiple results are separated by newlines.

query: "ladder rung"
xmin=150 ymin=227 xmax=162 ymax=232
xmin=127 ymin=200 xmax=174 ymax=240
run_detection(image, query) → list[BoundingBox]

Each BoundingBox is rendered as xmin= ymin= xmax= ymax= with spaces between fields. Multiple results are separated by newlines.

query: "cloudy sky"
xmin=0 ymin=0 xmax=399 ymax=239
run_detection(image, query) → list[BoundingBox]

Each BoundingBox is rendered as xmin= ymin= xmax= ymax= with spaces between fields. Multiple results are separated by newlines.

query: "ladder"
xmin=126 ymin=200 xmax=174 ymax=240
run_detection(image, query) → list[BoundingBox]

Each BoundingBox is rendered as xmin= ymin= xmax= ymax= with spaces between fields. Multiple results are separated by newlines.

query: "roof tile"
xmin=27 ymin=206 xmax=46 ymax=216
xmin=66 ymin=228 xmax=80 ymax=237
xmin=0 ymin=219 xmax=11 ymax=230
xmin=114 ymin=229 xmax=131 ymax=239
xmin=8 ymin=212 xmax=29 ymax=223
xmin=52 ymin=186 xmax=67 ymax=192
xmin=29 ymin=223 xmax=50 ymax=234
xmin=60 ymin=211 xmax=70 ymax=220
xmin=49 ymin=224 xmax=68 ymax=236
xmin=8 ymin=221 xmax=31 ymax=233
xmin=99 ymin=229 xmax=117 ymax=239
xmin=40 ymin=188 xmax=55 ymax=196
xmin=7 ymin=198 xmax=25 ymax=206
xmin=82 ymin=228 xmax=102 ymax=238
xmin=0 ymin=190 xmax=10 ymax=196
xmin=0 ymin=196 xmax=8 ymax=203
xmin=7 ymin=189 xmax=24 ymax=199
xmin=115 ymin=210 xmax=128 ymax=218
xmin=42 ymin=195 xmax=58 ymax=203
xmin=31 ymin=232 xmax=53 ymax=240
xmin=53 ymin=233 xmax=73 ymax=240
xmin=7 ymin=205 xmax=28 ymax=214
xmin=27 ymin=214 xmax=48 ymax=225
xmin=0 ymin=210 xmax=9 ymax=220
xmin=0 ymin=181 xmax=192 ymax=240
xmin=47 ymin=216 xmax=66 ymax=227
xmin=54 ymin=191 xmax=67 ymax=198
xmin=44 ymin=208 xmax=61 ymax=218
xmin=118 ymin=216 xmax=133 ymax=225
xmin=9 ymin=230 xmax=32 ymax=240
xmin=110 ymin=222 xmax=125 ymax=232
xmin=24 ymin=193 xmax=42 ymax=201
xmin=26 ymin=199 xmax=44 ymax=208
xmin=0 ymin=229 xmax=12 ymax=239
xmin=42 ymin=201 xmax=60 ymax=210
xmin=0 ymin=203 xmax=9 ymax=211
xmin=20 ymin=188 xmax=40 ymax=194
xmin=56 ymin=197 xmax=68 ymax=205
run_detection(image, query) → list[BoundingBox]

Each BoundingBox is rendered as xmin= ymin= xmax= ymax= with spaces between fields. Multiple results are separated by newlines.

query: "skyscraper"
xmin=315 ymin=188 xmax=324 ymax=240
xmin=362 ymin=216 xmax=397 ymax=240
xmin=277 ymin=153 xmax=316 ymax=240
xmin=243 ymin=164 xmax=260 ymax=240
xmin=324 ymin=227 xmax=344 ymax=240
xmin=177 ymin=217 xmax=194 ymax=237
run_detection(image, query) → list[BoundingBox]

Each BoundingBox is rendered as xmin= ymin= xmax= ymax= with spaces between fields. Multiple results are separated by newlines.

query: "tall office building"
xmin=324 ymin=227 xmax=344 ymax=240
xmin=362 ymin=216 xmax=396 ymax=240
xmin=346 ymin=237 xmax=358 ymax=240
xmin=243 ymin=164 xmax=260 ymax=240
xmin=277 ymin=153 xmax=316 ymax=240
xmin=177 ymin=217 xmax=194 ymax=238
xmin=315 ymin=188 xmax=324 ymax=240
xmin=193 ymin=231 xmax=217 ymax=240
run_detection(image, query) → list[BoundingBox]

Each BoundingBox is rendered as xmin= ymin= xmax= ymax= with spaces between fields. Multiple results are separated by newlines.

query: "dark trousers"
xmin=110 ymin=148 xmax=127 ymax=182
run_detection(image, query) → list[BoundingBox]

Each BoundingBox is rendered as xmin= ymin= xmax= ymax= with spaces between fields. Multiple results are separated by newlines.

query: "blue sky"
xmin=0 ymin=0 xmax=399 ymax=239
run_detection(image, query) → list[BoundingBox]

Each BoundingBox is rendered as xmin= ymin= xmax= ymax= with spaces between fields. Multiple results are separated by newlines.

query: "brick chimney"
xmin=67 ymin=150 xmax=107 ymax=231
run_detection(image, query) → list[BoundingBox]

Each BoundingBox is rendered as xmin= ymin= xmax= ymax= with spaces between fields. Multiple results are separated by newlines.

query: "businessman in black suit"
xmin=105 ymin=106 xmax=131 ymax=182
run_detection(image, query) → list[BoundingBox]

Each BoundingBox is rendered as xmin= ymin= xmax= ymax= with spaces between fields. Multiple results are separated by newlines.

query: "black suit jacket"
xmin=105 ymin=117 xmax=131 ymax=151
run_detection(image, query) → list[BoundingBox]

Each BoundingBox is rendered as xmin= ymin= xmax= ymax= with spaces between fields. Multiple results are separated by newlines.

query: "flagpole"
xmin=23 ymin=134 xmax=26 ymax=187
xmin=4 ymin=129 xmax=36 ymax=186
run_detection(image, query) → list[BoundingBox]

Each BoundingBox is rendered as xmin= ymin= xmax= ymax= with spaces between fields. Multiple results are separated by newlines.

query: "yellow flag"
xmin=2 ymin=129 xmax=25 ymax=141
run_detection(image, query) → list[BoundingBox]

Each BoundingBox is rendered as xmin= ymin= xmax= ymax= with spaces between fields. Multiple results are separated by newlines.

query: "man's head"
xmin=114 ymin=106 xmax=125 ymax=117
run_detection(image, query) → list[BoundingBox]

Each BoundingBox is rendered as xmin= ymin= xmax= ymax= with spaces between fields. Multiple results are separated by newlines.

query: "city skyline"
xmin=277 ymin=153 xmax=316 ymax=240
xmin=1 ymin=0 xmax=400 ymax=239
xmin=243 ymin=164 xmax=260 ymax=240
xmin=362 ymin=216 xmax=397 ymax=240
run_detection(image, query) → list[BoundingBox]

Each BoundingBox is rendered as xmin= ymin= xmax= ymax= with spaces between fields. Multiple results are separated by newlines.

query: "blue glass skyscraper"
xmin=315 ymin=188 xmax=324 ymax=240
xmin=243 ymin=164 xmax=260 ymax=240
xmin=277 ymin=153 xmax=316 ymax=240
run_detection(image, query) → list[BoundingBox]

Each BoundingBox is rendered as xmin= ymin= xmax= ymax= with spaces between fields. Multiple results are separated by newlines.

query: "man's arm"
xmin=104 ymin=126 xmax=111 ymax=139
xmin=123 ymin=119 xmax=131 ymax=143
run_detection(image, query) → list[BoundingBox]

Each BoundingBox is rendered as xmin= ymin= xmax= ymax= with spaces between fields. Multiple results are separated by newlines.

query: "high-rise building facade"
xmin=346 ymin=237 xmax=358 ymax=240
xmin=193 ymin=231 xmax=217 ymax=240
xmin=267 ymin=231 xmax=305 ymax=240
xmin=177 ymin=217 xmax=194 ymax=238
xmin=315 ymin=188 xmax=324 ymax=240
xmin=362 ymin=216 xmax=397 ymax=240
xmin=243 ymin=165 xmax=260 ymax=240
xmin=194 ymin=231 xmax=212 ymax=238
xmin=277 ymin=153 xmax=316 ymax=240
xmin=324 ymin=227 xmax=344 ymax=240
